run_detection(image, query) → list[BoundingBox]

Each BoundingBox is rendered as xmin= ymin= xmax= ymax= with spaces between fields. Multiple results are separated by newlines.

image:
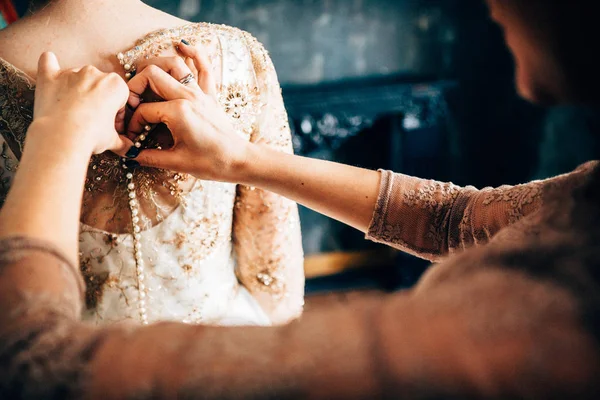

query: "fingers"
xmin=127 ymin=100 xmax=187 ymax=136
xmin=177 ymin=40 xmax=218 ymax=98
xmin=37 ymin=52 xmax=61 ymax=85
xmin=106 ymin=133 xmax=135 ymax=157
xmin=135 ymin=148 xmax=180 ymax=171
xmin=184 ymin=57 xmax=199 ymax=84
xmin=127 ymin=65 xmax=194 ymax=109
xmin=136 ymin=56 xmax=196 ymax=84
xmin=114 ymin=106 xmax=127 ymax=134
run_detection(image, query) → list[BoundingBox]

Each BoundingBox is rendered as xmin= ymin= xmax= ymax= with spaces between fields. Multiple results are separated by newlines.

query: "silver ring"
xmin=179 ymin=73 xmax=195 ymax=86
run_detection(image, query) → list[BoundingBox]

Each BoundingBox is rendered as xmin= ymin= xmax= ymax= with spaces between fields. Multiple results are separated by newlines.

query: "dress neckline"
xmin=0 ymin=56 xmax=35 ymax=88
xmin=0 ymin=22 xmax=216 ymax=89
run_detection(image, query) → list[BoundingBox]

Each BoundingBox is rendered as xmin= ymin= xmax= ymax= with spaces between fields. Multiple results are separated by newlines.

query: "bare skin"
xmin=0 ymin=0 xmax=188 ymax=80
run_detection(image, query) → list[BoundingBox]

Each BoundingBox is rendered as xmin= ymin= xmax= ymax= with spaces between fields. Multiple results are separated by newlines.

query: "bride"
xmin=0 ymin=0 xmax=304 ymax=326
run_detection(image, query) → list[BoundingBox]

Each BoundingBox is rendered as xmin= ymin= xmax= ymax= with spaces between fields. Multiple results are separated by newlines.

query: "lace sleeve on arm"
xmin=231 ymin=33 xmax=304 ymax=324
xmin=366 ymin=169 xmax=567 ymax=261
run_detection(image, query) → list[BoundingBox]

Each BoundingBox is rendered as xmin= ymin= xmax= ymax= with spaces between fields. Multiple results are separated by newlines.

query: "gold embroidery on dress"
xmin=118 ymin=23 xmax=216 ymax=71
xmin=79 ymin=233 xmax=126 ymax=310
xmin=80 ymin=257 xmax=110 ymax=310
xmin=0 ymin=58 xmax=34 ymax=158
xmin=220 ymin=82 xmax=260 ymax=138
xmin=1 ymin=23 xmax=305 ymax=323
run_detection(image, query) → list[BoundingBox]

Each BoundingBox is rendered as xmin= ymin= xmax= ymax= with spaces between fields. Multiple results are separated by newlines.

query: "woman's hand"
xmin=126 ymin=43 xmax=380 ymax=233
xmin=126 ymin=42 xmax=249 ymax=181
xmin=0 ymin=52 xmax=132 ymax=260
xmin=32 ymin=52 xmax=132 ymax=155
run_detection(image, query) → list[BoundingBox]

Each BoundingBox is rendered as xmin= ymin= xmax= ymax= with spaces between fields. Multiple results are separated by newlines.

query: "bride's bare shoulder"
xmin=0 ymin=19 xmax=37 ymax=66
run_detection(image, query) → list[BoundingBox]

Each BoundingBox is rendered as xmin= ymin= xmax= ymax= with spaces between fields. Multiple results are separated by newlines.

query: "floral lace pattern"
xmin=0 ymin=23 xmax=304 ymax=326
xmin=367 ymin=163 xmax=598 ymax=262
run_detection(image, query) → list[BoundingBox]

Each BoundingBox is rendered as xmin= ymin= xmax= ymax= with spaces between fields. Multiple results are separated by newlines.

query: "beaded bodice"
xmin=0 ymin=23 xmax=304 ymax=326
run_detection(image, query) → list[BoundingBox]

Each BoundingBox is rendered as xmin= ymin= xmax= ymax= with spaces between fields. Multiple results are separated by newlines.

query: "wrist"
xmin=229 ymin=141 xmax=259 ymax=185
xmin=27 ymin=118 xmax=95 ymax=157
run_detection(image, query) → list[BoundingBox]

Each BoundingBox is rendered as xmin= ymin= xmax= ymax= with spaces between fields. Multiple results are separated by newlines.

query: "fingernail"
xmin=125 ymin=146 xmax=141 ymax=159
xmin=181 ymin=39 xmax=190 ymax=46
xmin=122 ymin=160 xmax=140 ymax=170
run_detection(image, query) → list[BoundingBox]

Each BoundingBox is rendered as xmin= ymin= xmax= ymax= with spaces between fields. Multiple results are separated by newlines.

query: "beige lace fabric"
xmin=0 ymin=23 xmax=304 ymax=326
xmin=367 ymin=162 xmax=598 ymax=261
xmin=3 ymin=159 xmax=600 ymax=398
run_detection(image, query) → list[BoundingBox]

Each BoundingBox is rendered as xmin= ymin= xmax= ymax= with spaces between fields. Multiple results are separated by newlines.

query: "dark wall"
xmin=144 ymin=0 xmax=459 ymax=85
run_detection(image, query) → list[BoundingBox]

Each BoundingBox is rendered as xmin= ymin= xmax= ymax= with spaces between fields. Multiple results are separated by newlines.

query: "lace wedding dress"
xmin=0 ymin=23 xmax=304 ymax=326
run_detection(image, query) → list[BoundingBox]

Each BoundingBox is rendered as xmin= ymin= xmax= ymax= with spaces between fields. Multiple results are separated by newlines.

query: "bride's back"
xmin=0 ymin=0 xmax=188 ymax=78
xmin=0 ymin=0 xmax=210 ymax=233
xmin=0 ymin=0 xmax=305 ymax=326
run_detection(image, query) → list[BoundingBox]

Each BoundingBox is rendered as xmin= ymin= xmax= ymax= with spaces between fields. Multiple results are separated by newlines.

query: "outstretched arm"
xmin=131 ymin=42 xmax=569 ymax=263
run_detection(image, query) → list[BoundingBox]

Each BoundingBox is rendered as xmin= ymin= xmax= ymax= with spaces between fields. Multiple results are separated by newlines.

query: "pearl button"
xmin=139 ymin=134 xmax=146 ymax=141
xmin=132 ymin=216 xmax=140 ymax=224
xmin=134 ymin=142 xmax=142 ymax=148
xmin=129 ymin=192 xmax=136 ymax=199
xmin=124 ymin=63 xmax=131 ymax=70
xmin=126 ymin=173 xmax=133 ymax=179
xmin=128 ymin=183 xmax=135 ymax=190
xmin=144 ymin=125 xmax=152 ymax=132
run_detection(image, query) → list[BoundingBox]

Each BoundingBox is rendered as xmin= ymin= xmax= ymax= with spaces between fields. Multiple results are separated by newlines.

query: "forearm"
xmin=238 ymin=144 xmax=380 ymax=233
xmin=0 ymin=120 xmax=90 ymax=264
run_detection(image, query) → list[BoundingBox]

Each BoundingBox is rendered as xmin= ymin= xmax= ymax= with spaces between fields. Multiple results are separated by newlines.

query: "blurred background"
xmin=5 ymin=0 xmax=599 ymax=296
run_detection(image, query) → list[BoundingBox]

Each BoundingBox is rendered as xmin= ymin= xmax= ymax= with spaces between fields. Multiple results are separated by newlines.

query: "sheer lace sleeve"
xmin=366 ymin=163 xmax=596 ymax=261
xmin=231 ymin=33 xmax=304 ymax=324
